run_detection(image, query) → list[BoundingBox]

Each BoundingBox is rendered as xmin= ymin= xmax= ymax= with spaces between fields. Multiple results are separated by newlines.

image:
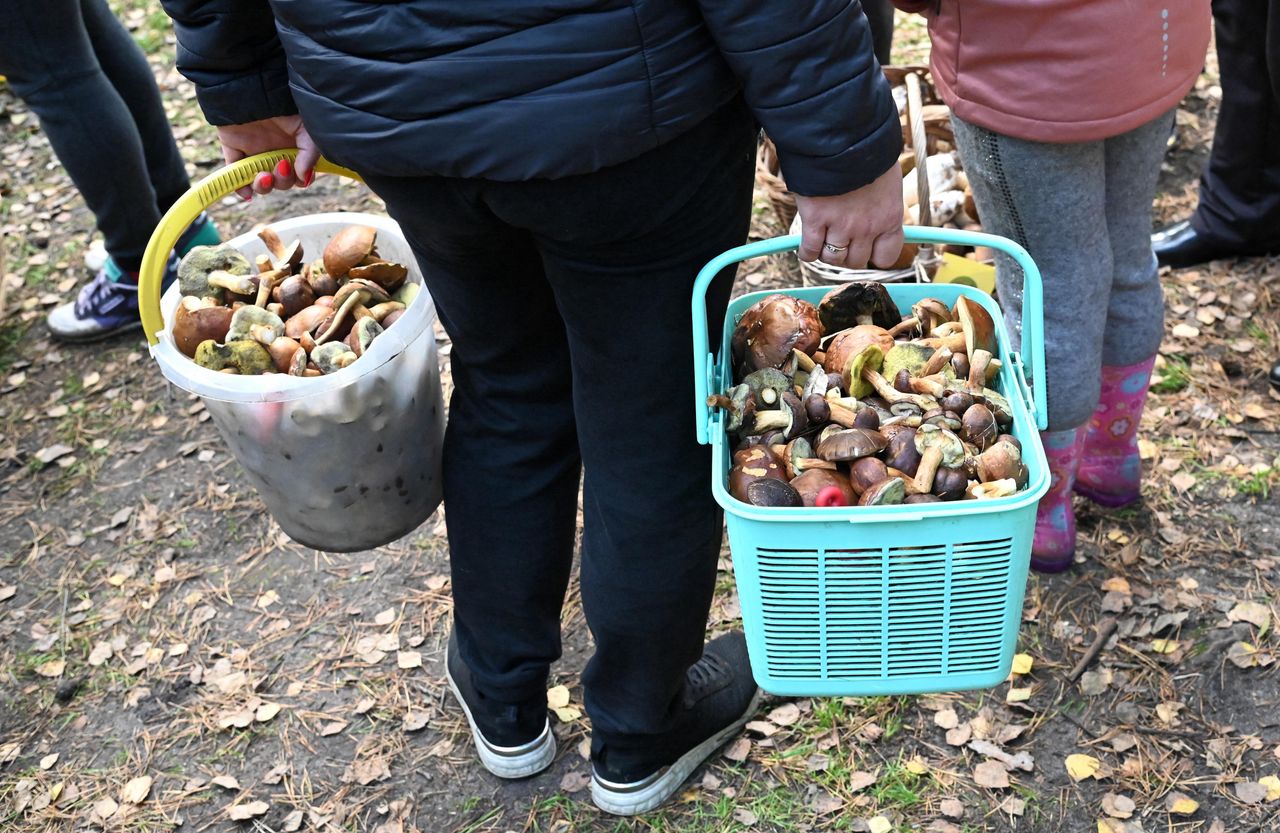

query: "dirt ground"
xmin=3 ymin=8 xmax=1280 ymax=833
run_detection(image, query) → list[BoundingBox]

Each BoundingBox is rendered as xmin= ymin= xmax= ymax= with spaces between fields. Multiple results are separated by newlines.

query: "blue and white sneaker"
xmin=46 ymin=253 xmax=179 ymax=342
xmin=50 ymin=213 xmax=220 ymax=342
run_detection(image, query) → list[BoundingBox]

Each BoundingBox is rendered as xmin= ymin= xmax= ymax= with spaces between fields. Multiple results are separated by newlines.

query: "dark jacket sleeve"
xmin=694 ymin=0 xmax=902 ymax=196
xmin=159 ymin=0 xmax=297 ymax=125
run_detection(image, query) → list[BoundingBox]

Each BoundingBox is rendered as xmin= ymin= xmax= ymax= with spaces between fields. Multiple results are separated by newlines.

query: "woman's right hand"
xmin=215 ymin=115 xmax=320 ymax=200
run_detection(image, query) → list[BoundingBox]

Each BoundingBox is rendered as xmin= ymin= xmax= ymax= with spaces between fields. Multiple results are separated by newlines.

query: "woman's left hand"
xmin=215 ymin=115 xmax=320 ymax=200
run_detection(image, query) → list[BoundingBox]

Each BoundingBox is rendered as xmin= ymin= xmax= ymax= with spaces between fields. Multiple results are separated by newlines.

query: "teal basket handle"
xmin=692 ymin=226 xmax=1048 ymax=445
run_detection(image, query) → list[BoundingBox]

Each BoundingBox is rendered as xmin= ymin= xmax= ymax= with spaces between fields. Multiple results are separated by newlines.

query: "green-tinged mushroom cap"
xmin=178 ymin=244 xmax=252 ymax=299
xmin=193 ymin=339 xmax=273 ymax=375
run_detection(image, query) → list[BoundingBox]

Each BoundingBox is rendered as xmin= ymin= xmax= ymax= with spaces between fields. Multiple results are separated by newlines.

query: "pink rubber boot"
xmin=1031 ymin=428 xmax=1084 ymax=573
xmin=1075 ymin=356 xmax=1157 ymax=508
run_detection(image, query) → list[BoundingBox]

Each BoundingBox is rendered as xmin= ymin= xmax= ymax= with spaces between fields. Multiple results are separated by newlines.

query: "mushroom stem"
xmin=922 ymin=346 xmax=952 ymax=376
xmin=932 ymin=321 xmax=964 ymax=338
xmin=792 ymin=348 xmax=816 ymax=372
xmin=750 ymin=410 xmax=791 ymax=434
xmin=253 ymin=268 xmax=288 ymax=307
xmin=828 ymin=400 xmax=860 ymax=428
xmin=911 ymin=445 xmax=944 ymax=495
xmin=967 ymin=349 xmax=993 ymax=395
xmin=861 ymin=367 xmax=937 ymax=411
xmin=314 ymin=289 xmax=367 ymax=346
xmin=257 ymin=226 xmax=286 ymax=260
xmin=921 ymin=332 xmax=968 ymax=354
xmin=208 ymin=270 xmax=256 ymax=295
xmin=908 ymin=375 xmax=947 ymax=398
xmin=886 ymin=316 xmax=921 ymax=339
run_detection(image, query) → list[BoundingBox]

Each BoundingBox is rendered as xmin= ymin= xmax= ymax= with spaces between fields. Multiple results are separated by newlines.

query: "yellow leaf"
xmin=49 ymin=782 xmax=64 ymax=803
xmin=1260 ymin=775 xmax=1280 ymax=802
xmin=1165 ymin=792 xmax=1199 ymax=815
xmin=1098 ymin=820 xmax=1123 ymax=833
xmin=121 ymin=775 xmax=152 ymax=804
xmin=547 ymin=685 xmax=571 ymax=710
xmin=1006 ymin=687 xmax=1033 ymax=703
xmin=1149 ymin=639 xmax=1180 ymax=654
xmin=1100 ymin=577 xmax=1130 ymax=594
xmin=867 ymin=816 xmax=893 ymax=833
xmin=904 ymin=757 xmax=928 ymax=775
xmin=553 ymin=706 xmax=582 ymax=723
xmin=1065 ymin=754 xmax=1101 ymax=781
xmin=1010 ymin=654 xmax=1034 ymax=675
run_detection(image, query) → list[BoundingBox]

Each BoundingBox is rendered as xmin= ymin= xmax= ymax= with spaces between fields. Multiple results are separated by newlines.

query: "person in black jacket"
xmin=158 ymin=0 xmax=904 ymax=814
xmin=1152 ymin=0 xmax=1280 ymax=267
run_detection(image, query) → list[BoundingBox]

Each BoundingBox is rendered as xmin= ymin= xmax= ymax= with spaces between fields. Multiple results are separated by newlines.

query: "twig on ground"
xmin=1068 ymin=616 xmax=1119 ymax=682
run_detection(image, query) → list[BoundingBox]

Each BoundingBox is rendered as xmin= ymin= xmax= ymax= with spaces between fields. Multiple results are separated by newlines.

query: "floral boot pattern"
xmin=1075 ymin=356 xmax=1157 ymax=508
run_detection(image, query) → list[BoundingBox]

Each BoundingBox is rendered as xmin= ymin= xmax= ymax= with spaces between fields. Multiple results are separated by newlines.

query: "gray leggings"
xmin=951 ymin=111 xmax=1172 ymax=431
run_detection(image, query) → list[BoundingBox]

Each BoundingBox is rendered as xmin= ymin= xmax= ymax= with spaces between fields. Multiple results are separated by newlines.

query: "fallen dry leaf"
xmin=1259 ymin=775 xmax=1280 ymax=801
xmin=940 ymin=798 xmax=964 ymax=818
xmin=35 ymin=659 xmax=65 ymax=678
xmin=546 ymin=685 xmax=571 ymax=709
xmin=1010 ymin=653 xmax=1034 ymax=675
xmin=974 ymin=761 xmax=1010 ymax=789
xmin=403 ymin=712 xmax=430 ymax=732
xmin=92 ymin=798 xmax=119 ymax=820
xmin=396 ymin=651 xmax=422 ymax=669
xmin=1228 ymin=601 xmax=1271 ymax=629
xmin=39 ymin=753 xmax=58 ymax=770
xmin=723 ymin=737 xmax=751 ymax=762
xmin=0 ymin=585 xmax=15 ymax=602
xmin=559 ymin=771 xmax=590 ymax=793
xmin=866 ymin=815 xmax=891 ymax=833
xmin=255 ymin=703 xmax=281 ymax=722
xmin=767 ymin=702 xmax=801 ymax=726
xmin=1235 ymin=781 xmax=1268 ymax=804
xmin=1101 ymin=793 xmax=1135 ymax=819
xmin=553 ymin=706 xmax=582 ymax=723
xmin=319 ymin=720 xmax=349 ymax=737
xmin=934 ymin=708 xmax=959 ymax=730
xmin=374 ymin=607 xmax=396 ymax=626
xmin=847 ymin=771 xmax=877 ymax=791
xmin=120 ymin=775 xmax=152 ymax=804
xmin=1149 ymin=638 xmax=1180 ymax=654
xmin=211 ymin=775 xmax=240 ymax=790
xmin=1165 ymin=792 xmax=1199 ymax=815
xmin=1066 ymin=754 xmax=1102 ymax=781
xmin=227 ymin=800 xmax=270 ymax=821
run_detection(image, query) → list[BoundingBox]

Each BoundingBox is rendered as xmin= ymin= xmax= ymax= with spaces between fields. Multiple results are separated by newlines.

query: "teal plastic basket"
xmin=692 ymin=227 xmax=1050 ymax=697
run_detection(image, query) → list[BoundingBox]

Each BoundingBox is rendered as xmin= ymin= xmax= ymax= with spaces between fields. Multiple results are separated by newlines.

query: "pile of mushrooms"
xmin=172 ymin=224 xmax=419 ymax=375
xmin=710 ymin=282 xmax=1027 ymax=508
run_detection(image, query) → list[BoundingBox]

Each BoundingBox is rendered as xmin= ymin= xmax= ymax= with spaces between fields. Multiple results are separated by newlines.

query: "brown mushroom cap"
xmin=961 ymin=403 xmax=998 ymax=451
xmin=954 ymin=296 xmax=997 ymax=357
xmin=818 ymin=282 xmax=901 ymax=332
xmin=272 ymin=275 xmax=316 ymax=319
xmin=728 ymin=446 xmax=788 ymax=502
xmin=821 ymin=326 xmax=894 ymax=377
xmin=816 ymin=427 xmax=887 ymax=462
xmin=848 ymin=456 xmax=889 ymax=495
xmin=323 ymin=225 xmax=378 ymax=279
xmin=858 ymin=477 xmax=906 ymax=506
xmin=976 ymin=440 xmax=1022 ymax=483
xmin=267 ymin=336 xmax=305 ymax=373
xmin=172 ymin=299 xmax=233 ymax=358
xmin=731 ymin=294 xmax=822 ymax=372
xmin=745 ymin=478 xmax=804 ymax=507
xmin=285 ymin=305 xmax=331 ymax=340
xmin=791 ymin=469 xmax=857 ymax=507
xmin=347 ymin=260 xmax=408 ymax=292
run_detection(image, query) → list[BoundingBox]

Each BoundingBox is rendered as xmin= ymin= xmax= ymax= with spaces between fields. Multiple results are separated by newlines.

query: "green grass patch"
xmin=1151 ymin=355 xmax=1191 ymax=394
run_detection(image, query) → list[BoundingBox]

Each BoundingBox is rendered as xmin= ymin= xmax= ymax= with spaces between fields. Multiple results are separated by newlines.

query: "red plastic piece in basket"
xmin=815 ymin=486 xmax=847 ymax=507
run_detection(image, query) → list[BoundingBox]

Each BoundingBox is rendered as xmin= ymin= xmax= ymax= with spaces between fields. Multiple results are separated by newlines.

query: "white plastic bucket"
xmin=150 ymin=212 xmax=445 ymax=552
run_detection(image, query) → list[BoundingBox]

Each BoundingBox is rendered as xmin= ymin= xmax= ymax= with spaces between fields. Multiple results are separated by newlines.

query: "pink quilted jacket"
xmin=893 ymin=0 xmax=1212 ymax=143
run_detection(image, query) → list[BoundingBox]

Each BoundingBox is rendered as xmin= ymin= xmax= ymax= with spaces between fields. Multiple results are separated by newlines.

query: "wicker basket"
xmin=794 ymin=72 xmax=945 ymax=285
xmin=756 ymin=134 xmax=795 ymax=231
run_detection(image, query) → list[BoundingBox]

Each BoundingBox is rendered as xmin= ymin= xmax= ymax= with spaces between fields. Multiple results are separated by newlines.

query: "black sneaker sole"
xmin=591 ymin=688 xmax=763 ymax=816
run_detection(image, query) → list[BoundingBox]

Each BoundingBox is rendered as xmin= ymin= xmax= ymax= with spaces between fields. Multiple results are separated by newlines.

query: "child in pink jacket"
xmin=894 ymin=0 xmax=1211 ymax=570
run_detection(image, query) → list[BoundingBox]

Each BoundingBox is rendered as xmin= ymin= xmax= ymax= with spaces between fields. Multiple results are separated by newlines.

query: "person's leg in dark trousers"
xmin=0 ymin=0 xmax=189 ymax=272
xmin=862 ymin=0 xmax=897 ymax=67
xmin=80 ymin=0 xmax=191 ymax=215
xmin=364 ymin=98 xmax=756 ymax=758
xmin=1191 ymin=0 xmax=1280 ymax=252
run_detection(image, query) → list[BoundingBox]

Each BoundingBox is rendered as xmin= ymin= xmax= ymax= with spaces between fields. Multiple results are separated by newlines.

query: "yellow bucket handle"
xmin=138 ymin=150 xmax=362 ymax=345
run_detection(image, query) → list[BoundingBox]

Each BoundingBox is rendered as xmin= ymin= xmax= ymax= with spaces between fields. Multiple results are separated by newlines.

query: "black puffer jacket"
xmin=160 ymin=0 xmax=900 ymax=196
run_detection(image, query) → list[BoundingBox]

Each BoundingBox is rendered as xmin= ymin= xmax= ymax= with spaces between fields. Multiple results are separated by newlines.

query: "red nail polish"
xmin=257 ymin=173 xmax=273 ymax=188
xmin=276 ymin=158 xmax=292 ymax=177
xmin=302 ymin=169 xmax=314 ymax=188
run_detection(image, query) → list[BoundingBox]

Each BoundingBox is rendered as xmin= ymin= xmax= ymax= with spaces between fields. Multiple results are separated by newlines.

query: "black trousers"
xmin=363 ymin=99 xmax=756 ymax=753
xmin=1192 ymin=0 xmax=1280 ymax=250
xmin=0 ymin=0 xmax=191 ymax=272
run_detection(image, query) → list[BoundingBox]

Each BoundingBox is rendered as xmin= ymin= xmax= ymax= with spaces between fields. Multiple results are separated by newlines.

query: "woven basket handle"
xmin=905 ymin=73 xmax=932 ymax=228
